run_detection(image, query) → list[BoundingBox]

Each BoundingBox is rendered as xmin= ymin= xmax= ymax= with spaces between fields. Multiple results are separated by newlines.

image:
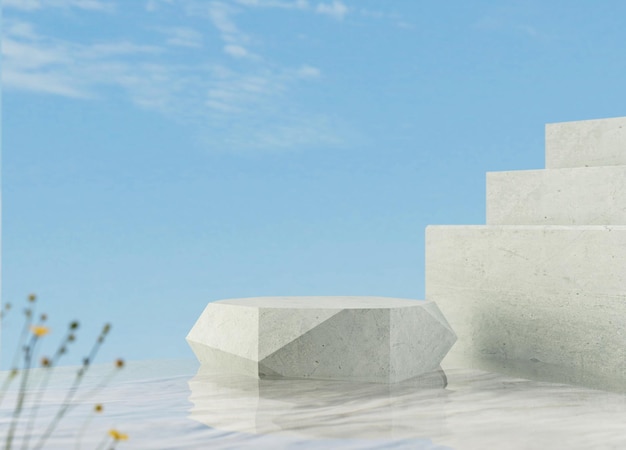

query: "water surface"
xmin=2 ymin=360 xmax=625 ymax=449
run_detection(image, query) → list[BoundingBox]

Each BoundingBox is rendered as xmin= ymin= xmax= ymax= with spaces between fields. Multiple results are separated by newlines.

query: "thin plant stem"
xmin=74 ymin=363 xmax=123 ymax=406
xmin=0 ymin=303 xmax=35 ymax=407
xmin=94 ymin=434 xmax=112 ymax=450
xmin=11 ymin=301 xmax=36 ymax=371
xmin=21 ymin=322 xmax=79 ymax=450
xmin=74 ymin=404 xmax=102 ymax=450
xmin=74 ymin=414 xmax=95 ymax=450
xmin=33 ymin=323 xmax=111 ymax=450
xmin=0 ymin=302 xmax=12 ymax=321
xmin=5 ymin=334 xmax=40 ymax=450
xmin=0 ymin=370 xmax=19 ymax=407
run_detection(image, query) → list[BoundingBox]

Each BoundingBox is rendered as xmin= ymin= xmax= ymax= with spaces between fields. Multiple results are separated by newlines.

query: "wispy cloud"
xmin=473 ymin=4 xmax=554 ymax=42
xmin=316 ymin=1 xmax=348 ymax=20
xmin=145 ymin=0 xmax=174 ymax=12
xmin=474 ymin=17 xmax=553 ymax=41
xmin=234 ymin=0 xmax=309 ymax=9
xmin=224 ymin=44 xmax=252 ymax=59
xmin=2 ymin=1 xmax=353 ymax=152
xmin=152 ymin=26 xmax=204 ymax=48
xmin=297 ymin=64 xmax=321 ymax=79
xmin=206 ymin=2 xmax=242 ymax=41
xmin=184 ymin=2 xmax=260 ymax=59
xmin=4 ymin=0 xmax=115 ymax=12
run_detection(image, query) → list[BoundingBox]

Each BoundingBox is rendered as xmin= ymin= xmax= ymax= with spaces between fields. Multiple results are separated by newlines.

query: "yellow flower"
xmin=30 ymin=325 xmax=50 ymax=337
xmin=108 ymin=429 xmax=129 ymax=441
xmin=94 ymin=404 xmax=103 ymax=413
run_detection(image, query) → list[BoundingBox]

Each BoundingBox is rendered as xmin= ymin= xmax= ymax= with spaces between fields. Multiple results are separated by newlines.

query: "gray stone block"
xmin=186 ymin=296 xmax=456 ymax=383
xmin=546 ymin=116 xmax=626 ymax=168
xmin=486 ymin=166 xmax=626 ymax=225
xmin=425 ymin=225 xmax=626 ymax=390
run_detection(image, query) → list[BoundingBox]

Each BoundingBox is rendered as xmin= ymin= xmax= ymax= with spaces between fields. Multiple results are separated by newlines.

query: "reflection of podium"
xmin=187 ymin=365 xmax=449 ymax=439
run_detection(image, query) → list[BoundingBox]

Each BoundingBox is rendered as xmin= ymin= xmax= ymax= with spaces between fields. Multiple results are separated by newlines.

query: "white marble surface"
xmin=188 ymin=363 xmax=626 ymax=449
xmin=545 ymin=116 xmax=626 ymax=168
xmin=486 ymin=165 xmax=626 ymax=225
xmin=3 ymin=360 xmax=626 ymax=449
xmin=425 ymin=225 xmax=626 ymax=390
xmin=186 ymin=297 xmax=456 ymax=383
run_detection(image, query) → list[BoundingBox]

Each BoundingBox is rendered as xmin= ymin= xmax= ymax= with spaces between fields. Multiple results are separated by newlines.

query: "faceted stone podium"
xmin=426 ymin=116 xmax=626 ymax=390
xmin=186 ymin=296 xmax=456 ymax=384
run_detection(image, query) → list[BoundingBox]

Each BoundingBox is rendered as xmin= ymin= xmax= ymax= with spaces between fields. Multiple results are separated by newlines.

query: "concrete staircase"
xmin=425 ymin=117 xmax=626 ymax=391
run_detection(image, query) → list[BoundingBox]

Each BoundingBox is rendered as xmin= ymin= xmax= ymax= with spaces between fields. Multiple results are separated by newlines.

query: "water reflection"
xmin=3 ymin=360 xmax=625 ymax=449
xmin=188 ymin=366 xmax=448 ymax=439
xmin=188 ymin=365 xmax=626 ymax=449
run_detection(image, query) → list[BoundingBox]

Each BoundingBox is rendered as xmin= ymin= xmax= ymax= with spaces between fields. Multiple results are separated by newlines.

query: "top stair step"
xmin=546 ymin=116 xmax=626 ymax=168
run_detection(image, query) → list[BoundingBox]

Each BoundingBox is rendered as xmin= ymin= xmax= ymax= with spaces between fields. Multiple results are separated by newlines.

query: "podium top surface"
xmin=215 ymin=296 xmax=427 ymax=309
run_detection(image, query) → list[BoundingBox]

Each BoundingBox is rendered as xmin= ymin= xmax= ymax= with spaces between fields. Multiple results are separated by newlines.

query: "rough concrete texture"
xmin=427 ymin=116 xmax=626 ymax=390
xmin=486 ymin=166 xmax=626 ymax=225
xmin=546 ymin=116 xmax=626 ymax=168
xmin=425 ymin=225 xmax=626 ymax=387
xmin=187 ymin=296 xmax=456 ymax=383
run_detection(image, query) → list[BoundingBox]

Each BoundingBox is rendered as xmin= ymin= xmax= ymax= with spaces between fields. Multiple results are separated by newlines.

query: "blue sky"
xmin=2 ymin=0 xmax=625 ymax=366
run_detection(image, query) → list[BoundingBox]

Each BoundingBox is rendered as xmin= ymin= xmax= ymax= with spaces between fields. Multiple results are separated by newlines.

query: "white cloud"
xmin=4 ymin=0 xmax=115 ymax=12
xmin=475 ymin=16 xmax=552 ymax=41
xmin=2 ymin=1 xmax=350 ymax=153
xmin=2 ymin=70 xmax=89 ymax=97
xmin=87 ymin=41 xmax=162 ymax=57
xmin=181 ymin=2 xmax=258 ymax=58
xmin=223 ymin=44 xmax=250 ymax=58
xmin=2 ymin=38 xmax=74 ymax=71
xmin=316 ymin=1 xmax=348 ymax=20
xmin=297 ymin=65 xmax=321 ymax=79
xmin=3 ymin=0 xmax=40 ymax=11
xmin=473 ymin=5 xmax=554 ymax=42
xmin=235 ymin=0 xmax=309 ymax=9
xmin=205 ymin=68 xmax=284 ymax=114
xmin=205 ymin=2 xmax=243 ymax=43
xmin=145 ymin=0 xmax=175 ymax=12
xmin=2 ymin=26 xmax=163 ymax=99
xmin=5 ymin=19 xmax=39 ymax=39
xmin=153 ymin=26 xmax=204 ymax=48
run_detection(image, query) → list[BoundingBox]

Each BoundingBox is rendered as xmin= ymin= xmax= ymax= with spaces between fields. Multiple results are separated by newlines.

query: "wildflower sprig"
xmin=0 ymin=295 xmax=38 ymax=406
xmin=33 ymin=323 xmax=114 ymax=449
xmin=0 ymin=302 xmax=12 ymax=321
xmin=21 ymin=320 xmax=81 ymax=449
xmin=1 ymin=293 xmax=126 ymax=450
xmin=94 ymin=428 xmax=129 ymax=450
xmin=75 ymin=403 xmax=105 ymax=450
xmin=5 ymin=310 xmax=49 ymax=450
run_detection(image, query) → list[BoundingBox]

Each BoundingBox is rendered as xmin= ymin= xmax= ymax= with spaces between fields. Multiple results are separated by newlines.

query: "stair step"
xmin=486 ymin=165 xmax=626 ymax=225
xmin=425 ymin=224 xmax=626 ymax=391
xmin=546 ymin=116 xmax=626 ymax=169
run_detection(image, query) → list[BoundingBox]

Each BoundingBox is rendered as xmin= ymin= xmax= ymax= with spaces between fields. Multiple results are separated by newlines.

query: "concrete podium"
xmin=186 ymin=296 xmax=456 ymax=384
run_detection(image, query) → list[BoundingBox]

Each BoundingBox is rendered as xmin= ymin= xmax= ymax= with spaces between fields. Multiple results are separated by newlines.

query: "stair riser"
xmin=486 ymin=166 xmax=626 ymax=225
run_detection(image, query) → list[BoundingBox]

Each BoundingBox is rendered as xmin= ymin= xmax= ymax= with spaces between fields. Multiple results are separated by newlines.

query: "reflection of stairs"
xmin=425 ymin=117 xmax=626 ymax=390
